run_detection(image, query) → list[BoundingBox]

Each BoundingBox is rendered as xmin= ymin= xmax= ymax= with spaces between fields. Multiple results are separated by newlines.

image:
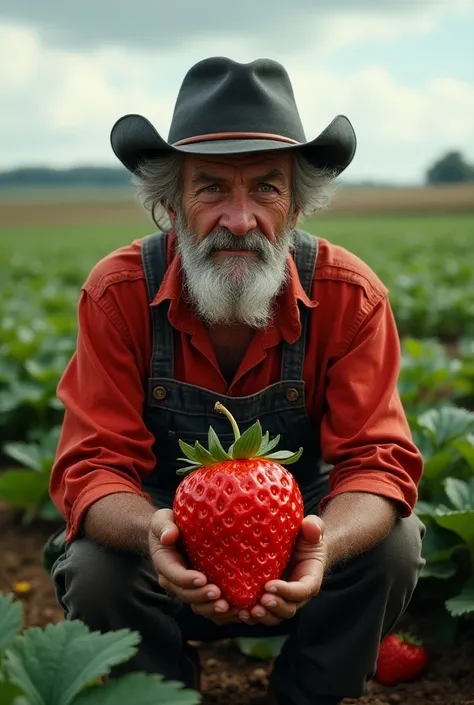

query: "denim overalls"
xmin=140 ymin=229 xmax=330 ymax=512
xmin=48 ymin=229 xmax=425 ymax=704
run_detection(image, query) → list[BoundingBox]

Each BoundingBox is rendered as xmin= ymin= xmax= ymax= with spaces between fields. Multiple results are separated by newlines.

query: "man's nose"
xmin=218 ymin=192 xmax=258 ymax=236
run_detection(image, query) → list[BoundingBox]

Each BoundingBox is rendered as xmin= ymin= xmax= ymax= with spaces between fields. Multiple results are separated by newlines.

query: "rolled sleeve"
xmin=318 ymin=296 xmax=423 ymax=517
xmin=49 ymin=289 xmax=156 ymax=542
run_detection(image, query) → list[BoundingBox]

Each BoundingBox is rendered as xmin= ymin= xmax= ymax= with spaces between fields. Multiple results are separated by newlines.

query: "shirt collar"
xmin=150 ymin=232 xmax=318 ymax=343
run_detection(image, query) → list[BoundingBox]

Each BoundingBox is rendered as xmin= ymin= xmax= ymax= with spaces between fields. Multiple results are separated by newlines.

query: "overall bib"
xmin=140 ymin=229 xmax=329 ymax=513
xmin=50 ymin=230 xmax=425 ymax=705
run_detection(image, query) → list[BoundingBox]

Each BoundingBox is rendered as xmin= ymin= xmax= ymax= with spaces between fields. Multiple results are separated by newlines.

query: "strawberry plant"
xmin=0 ymin=426 xmax=62 ymax=523
xmin=412 ymin=406 xmax=474 ymax=618
xmin=173 ymin=401 xmax=304 ymax=608
xmin=0 ymin=592 xmax=201 ymax=704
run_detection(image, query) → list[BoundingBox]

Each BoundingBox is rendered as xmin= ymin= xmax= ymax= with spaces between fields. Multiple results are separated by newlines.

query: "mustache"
xmin=196 ymin=229 xmax=271 ymax=259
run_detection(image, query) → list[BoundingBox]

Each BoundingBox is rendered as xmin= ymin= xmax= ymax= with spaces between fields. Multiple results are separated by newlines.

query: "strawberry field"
xmin=1 ymin=201 xmax=474 ymax=704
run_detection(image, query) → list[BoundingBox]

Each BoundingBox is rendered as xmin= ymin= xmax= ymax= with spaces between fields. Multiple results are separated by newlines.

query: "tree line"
xmin=0 ymin=151 xmax=472 ymax=188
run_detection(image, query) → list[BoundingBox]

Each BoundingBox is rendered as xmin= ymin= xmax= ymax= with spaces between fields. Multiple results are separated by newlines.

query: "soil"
xmin=1 ymin=503 xmax=473 ymax=705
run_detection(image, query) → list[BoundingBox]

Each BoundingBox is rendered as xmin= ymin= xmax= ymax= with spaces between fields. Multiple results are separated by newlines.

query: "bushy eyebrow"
xmin=191 ymin=168 xmax=287 ymax=186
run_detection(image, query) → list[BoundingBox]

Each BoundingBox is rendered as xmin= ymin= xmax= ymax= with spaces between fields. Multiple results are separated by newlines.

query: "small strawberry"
xmin=172 ymin=401 xmax=305 ymax=609
xmin=375 ymin=632 xmax=428 ymax=686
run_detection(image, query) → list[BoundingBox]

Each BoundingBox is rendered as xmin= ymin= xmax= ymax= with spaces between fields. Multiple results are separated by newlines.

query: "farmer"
xmin=47 ymin=57 xmax=425 ymax=705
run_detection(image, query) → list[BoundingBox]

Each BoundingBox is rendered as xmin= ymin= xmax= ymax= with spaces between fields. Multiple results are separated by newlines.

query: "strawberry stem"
xmin=215 ymin=402 xmax=241 ymax=441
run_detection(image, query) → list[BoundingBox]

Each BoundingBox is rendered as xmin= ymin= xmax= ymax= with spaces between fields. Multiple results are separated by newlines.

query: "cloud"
xmin=0 ymin=0 xmax=472 ymax=52
xmin=1 ymin=21 xmax=473 ymax=183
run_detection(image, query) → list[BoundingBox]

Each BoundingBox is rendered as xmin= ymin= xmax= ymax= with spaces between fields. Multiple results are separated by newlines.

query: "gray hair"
xmin=132 ymin=150 xmax=338 ymax=230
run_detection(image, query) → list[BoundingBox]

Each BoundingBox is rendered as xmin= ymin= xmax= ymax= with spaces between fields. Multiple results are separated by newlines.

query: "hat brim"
xmin=110 ymin=113 xmax=356 ymax=176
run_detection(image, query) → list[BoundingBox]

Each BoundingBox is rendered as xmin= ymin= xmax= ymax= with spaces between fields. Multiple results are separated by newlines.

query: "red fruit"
xmin=375 ymin=632 xmax=428 ymax=686
xmin=173 ymin=401 xmax=304 ymax=608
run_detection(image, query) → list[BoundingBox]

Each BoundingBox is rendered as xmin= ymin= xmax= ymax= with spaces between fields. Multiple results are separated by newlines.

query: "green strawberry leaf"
xmin=232 ymin=421 xmax=263 ymax=459
xmin=193 ymin=442 xmax=217 ymax=466
xmin=72 ymin=673 xmax=201 ymax=705
xmin=420 ymin=560 xmax=457 ymax=579
xmin=3 ymin=620 xmax=140 ymax=705
xmin=2 ymin=443 xmax=42 ymax=471
xmin=265 ymin=448 xmax=303 ymax=465
xmin=176 ymin=461 xmax=201 ymax=476
xmin=417 ymin=407 xmax=474 ymax=450
xmin=207 ymin=427 xmax=231 ymax=461
xmin=0 ymin=681 xmax=27 ymax=705
xmin=178 ymin=440 xmax=198 ymax=463
xmin=443 ymin=477 xmax=474 ymax=511
xmin=445 ymin=578 xmax=474 ymax=616
xmin=235 ymin=636 xmax=287 ymax=660
xmin=454 ymin=435 xmax=474 ymax=473
xmin=0 ymin=594 xmax=23 ymax=654
xmin=0 ymin=470 xmax=50 ymax=508
xmin=257 ymin=434 xmax=281 ymax=457
xmin=433 ymin=509 xmax=474 ymax=555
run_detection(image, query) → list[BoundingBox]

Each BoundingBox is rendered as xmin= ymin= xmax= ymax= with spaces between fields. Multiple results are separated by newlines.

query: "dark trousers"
xmin=51 ymin=513 xmax=425 ymax=704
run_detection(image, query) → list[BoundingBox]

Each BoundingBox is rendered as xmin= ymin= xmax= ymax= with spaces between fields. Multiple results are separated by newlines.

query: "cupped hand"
xmin=148 ymin=508 xmax=241 ymax=625
xmin=244 ymin=514 xmax=327 ymax=627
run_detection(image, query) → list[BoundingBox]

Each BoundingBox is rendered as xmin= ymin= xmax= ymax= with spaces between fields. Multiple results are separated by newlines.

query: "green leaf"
xmin=417 ymin=406 xmax=474 ymax=449
xmin=231 ymin=421 xmax=263 ymax=459
xmin=415 ymin=500 xmax=439 ymax=516
xmin=265 ymin=448 xmax=303 ymax=465
xmin=0 ymin=681 xmax=27 ymax=705
xmin=454 ymin=435 xmax=474 ymax=473
xmin=73 ymin=673 xmax=201 ymax=705
xmin=2 ymin=443 xmax=41 ymax=471
xmin=235 ymin=636 xmax=287 ymax=661
xmin=257 ymin=434 xmax=281 ymax=457
xmin=3 ymin=620 xmax=141 ymax=705
xmin=433 ymin=509 xmax=474 ymax=554
xmin=420 ymin=521 xmax=464 ymax=562
xmin=422 ymin=451 xmax=456 ymax=481
xmin=193 ymin=442 xmax=217 ymax=467
xmin=0 ymin=470 xmax=50 ymax=508
xmin=0 ymin=594 xmax=23 ymax=653
xmin=207 ymin=427 xmax=231 ymax=462
xmin=443 ymin=477 xmax=474 ymax=511
xmin=420 ymin=561 xmax=457 ymax=579
xmin=445 ymin=578 xmax=474 ymax=616
xmin=178 ymin=440 xmax=197 ymax=463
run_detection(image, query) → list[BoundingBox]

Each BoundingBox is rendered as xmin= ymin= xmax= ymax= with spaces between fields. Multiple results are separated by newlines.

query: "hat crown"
xmin=168 ymin=56 xmax=307 ymax=144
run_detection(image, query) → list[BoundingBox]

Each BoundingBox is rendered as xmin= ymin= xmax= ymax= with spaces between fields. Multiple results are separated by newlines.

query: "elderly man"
xmin=48 ymin=57 xmax=425 ymax=705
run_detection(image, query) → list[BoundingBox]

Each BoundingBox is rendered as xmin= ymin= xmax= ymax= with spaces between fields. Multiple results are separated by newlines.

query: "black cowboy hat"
xmin=111 ymin=56 xmax=357 ymax=175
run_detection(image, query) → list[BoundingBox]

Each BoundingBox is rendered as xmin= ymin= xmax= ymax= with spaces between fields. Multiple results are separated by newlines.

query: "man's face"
xmin=171 ymin=151 xmax=299 ymax=328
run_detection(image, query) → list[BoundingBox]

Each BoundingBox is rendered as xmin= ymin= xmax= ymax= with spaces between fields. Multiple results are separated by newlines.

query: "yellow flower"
xmin=14 ymin=580 xmax=31 ymax=594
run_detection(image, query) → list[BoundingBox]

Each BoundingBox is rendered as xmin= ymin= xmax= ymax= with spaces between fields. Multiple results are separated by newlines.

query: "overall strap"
xmin=280 ymin=230 xmax=319 ymax=380
xmin=141 ymin=232 xmax=174 ymax=378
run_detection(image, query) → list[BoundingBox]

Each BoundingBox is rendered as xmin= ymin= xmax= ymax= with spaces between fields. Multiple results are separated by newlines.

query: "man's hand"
xmin=148 ymin=508 xmax=242 ymax=625
xmin=242 ymin=515 xmax=327 ymax=627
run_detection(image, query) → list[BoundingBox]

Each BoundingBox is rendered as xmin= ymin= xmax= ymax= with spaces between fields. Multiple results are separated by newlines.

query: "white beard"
xmin=174 ymin=210 xmax=295 ymax=328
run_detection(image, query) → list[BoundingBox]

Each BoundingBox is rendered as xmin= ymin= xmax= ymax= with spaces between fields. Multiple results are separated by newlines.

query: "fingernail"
xmin=215 ymin=605 xmax=225 ymax=612
xmin=254 ymin=608 xmax=265 ymax=618
xmin=207 ymin=591 xmax=217 ymax=599
xmin=239 ymin=611 xmax=249 ymax=620
xmin=193 ymin=578 xmax=205 ymax=587
xmin=268 ymin=586 xmax=277 ymax=593
xmin=266 ymin=600 xmax=277 ymax=608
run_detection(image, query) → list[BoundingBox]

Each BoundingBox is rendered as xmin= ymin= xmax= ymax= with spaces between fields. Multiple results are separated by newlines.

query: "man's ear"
xmin=168 ymin=207 xmax=177 ymax=227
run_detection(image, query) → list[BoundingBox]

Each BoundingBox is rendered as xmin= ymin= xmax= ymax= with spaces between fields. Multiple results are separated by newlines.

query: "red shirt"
xmin=50 ymin=232 xmax=423 ymax=542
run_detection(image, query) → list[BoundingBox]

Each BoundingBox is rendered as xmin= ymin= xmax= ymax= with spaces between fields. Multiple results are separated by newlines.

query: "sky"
xmin=0 ymin=0 xmax=473 ymax=184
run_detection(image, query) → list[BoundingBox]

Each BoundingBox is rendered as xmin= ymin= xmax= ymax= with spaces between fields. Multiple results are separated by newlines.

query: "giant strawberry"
xmin=172 ymin=401 xmax=304 ymax=608
xmin=375 ymin=632 xmax=428 ymax=686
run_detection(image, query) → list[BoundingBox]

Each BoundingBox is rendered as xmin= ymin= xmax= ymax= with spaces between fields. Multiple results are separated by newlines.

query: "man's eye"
xmin=204 ymin=184 xmax=221 ymax=192
xmin=259 ymin=183 xmax=277 ymax=193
